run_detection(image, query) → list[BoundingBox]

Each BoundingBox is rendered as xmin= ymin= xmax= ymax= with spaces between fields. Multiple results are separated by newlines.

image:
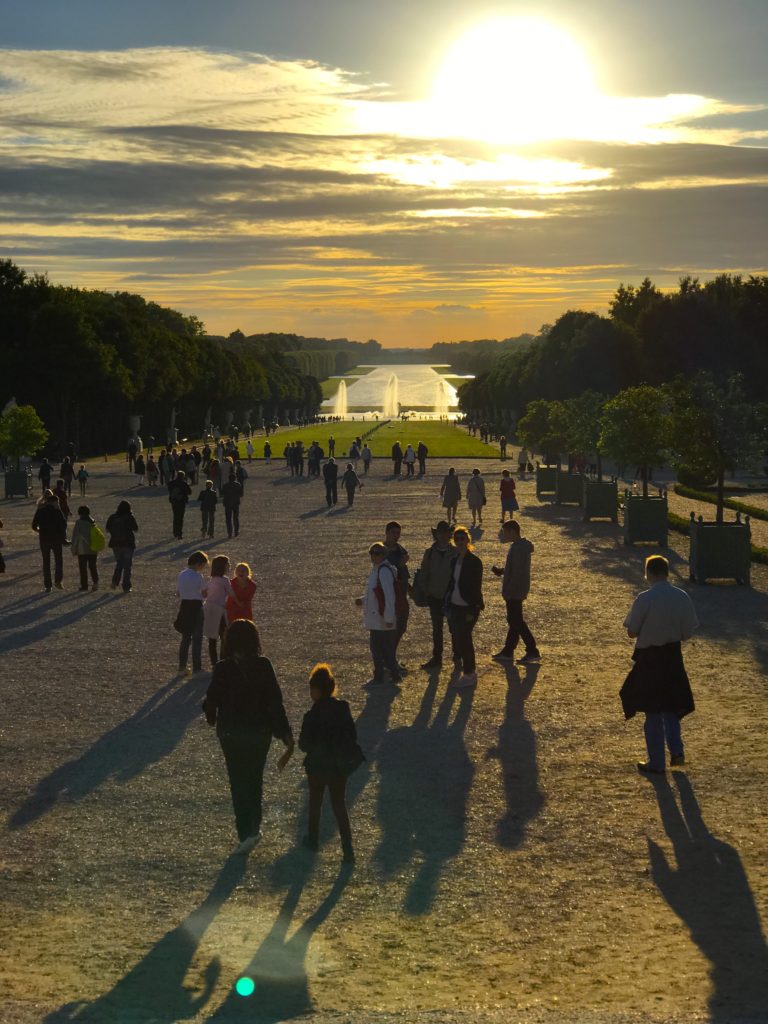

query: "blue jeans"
xmin=112 ymin=547 xmax=134 ymax=591
xmin=179 ymin=605 xmax=204 ymax=671
xmin=644 ymin=712 xmax=683 ymax=771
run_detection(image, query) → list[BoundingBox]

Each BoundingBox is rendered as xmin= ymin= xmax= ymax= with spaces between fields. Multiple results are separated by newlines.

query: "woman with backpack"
xmin=70 ymin=505 xmax=103 ymax=592
xmin=105 ymin=499 xmax=139 ymax=592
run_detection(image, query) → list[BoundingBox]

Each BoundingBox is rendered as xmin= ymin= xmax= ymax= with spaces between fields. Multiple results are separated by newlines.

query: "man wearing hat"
xmin=417 ymin=520 xmax=455 ymax=669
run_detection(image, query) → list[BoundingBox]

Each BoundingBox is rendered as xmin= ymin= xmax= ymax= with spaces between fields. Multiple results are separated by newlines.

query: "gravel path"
xmin=1 ymin=457 xmax=767 ymax=1024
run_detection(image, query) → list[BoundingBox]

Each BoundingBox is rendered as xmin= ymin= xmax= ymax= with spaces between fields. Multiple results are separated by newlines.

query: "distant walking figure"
xmin=70 ymin=504 xmax=102 ymax=592
xmin=31 ymin=489 xmax=67 ymax=591
xmin=198 ymin=479 xmax=218 ymax=538
xmin=620 ymin=555 xmax=698 ymax=775
xmin=341 ymin=463 xmax=362 ymax=506
xmin=440 ymin=467 xmax=461 ymax=524
xmin=361 ymin=444 xmax=372 ymax=474
xmin=105 ymin=499 xmax=138 ymax=592
xmin=447 ymin=526 xmax=484 ymax=689
xmin=491 ymin=520 xmax=540 ymax=665
xmin=175 ymin=550 xmax=208 ymax=675
xmin=466 ymin=468 xmax=486 ymax=526
xmin=391 ymin=442 xmax=403 ymax=476
xmin=403 ymin=444 xmax=416 ymax=476
xmin=499 ymin=469 xmax=519 ymax=522
xmin=323 ymin=457 xmax=339 ymax=508
xmin=76 ymin=464 xmax=89 ymax=497
xmin=203 ymin=620 xmax=295 ymax=854
xmin=417 ymin=441 xmax=428 ymax=475
xmin=221 ymin=474 xmax=243 ymax=538
xmin=299 ymin=663 xmax=363 ymax=863
xmin=168 ymin=470 xmax=191 ymax=539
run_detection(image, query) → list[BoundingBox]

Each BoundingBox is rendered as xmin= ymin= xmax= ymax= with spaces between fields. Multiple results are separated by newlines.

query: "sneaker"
xmin=54 ymin=582 xmax=64 ymax=590
xmin=364 ymin=676 xmax=386 ymax=686
xmin=492 ymin=651 xmax=513 ymax=662
xmin=517 ymin=653 xmax=541 ymax=665
xmin=670 ymin=753 xmax=685 ymax=767
xmin=234 ymin=833 xmax=262 ymax=856
xmin=421 ymin=657 xmax=442 ymax=670
xmin=454 ymin=672 xmax=477 ymax=689
xmin=637 ymin=762 xmax=665 ymax=776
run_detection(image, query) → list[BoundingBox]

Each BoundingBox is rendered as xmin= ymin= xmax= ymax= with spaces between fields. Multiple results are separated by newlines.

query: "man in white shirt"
xmin=356 ymin=543 xmax=402 ymax=686
xmin=621 ymin=555 xmax=698 ymax=774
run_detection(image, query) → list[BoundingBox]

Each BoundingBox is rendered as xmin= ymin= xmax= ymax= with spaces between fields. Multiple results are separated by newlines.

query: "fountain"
xmin=434 ymin=379 xmax=450 ymax=419
xmin=382 ymin=373 xmax=399 ymax=418
xmin=334 ymin=379 xmax=348 ymax=418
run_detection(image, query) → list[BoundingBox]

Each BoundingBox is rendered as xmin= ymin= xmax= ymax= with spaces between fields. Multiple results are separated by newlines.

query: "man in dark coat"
xmin=221 ymin=473 xmax=244 ymax=537
xmin=322 ymin=457 xmax=338 ymax=508
xmin=391 ymin=442 xmax=403 ymax=476
xmin=31 ymin=490 xmax=68 ymax=591
xmin=620 ymin=555 xmax=698 ymax=775
xmin=168 ymin=470 xmax=192 ymax=539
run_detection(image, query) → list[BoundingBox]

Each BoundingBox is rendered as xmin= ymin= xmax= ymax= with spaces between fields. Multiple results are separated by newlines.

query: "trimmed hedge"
xmin=673 ymin=483 xmax=768 ymax=523
xmin=668 ymin=511 xmax=768 ymax=566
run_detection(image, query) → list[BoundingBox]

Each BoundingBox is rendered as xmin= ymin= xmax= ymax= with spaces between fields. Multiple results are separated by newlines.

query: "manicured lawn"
xmin=253 ymin=420 xmax=497 ymax=458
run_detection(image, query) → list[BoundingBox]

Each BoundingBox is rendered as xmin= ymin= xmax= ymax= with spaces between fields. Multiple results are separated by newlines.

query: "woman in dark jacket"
xmin=203 ymin=620 xmax=294 ymax=854
xmin=298 ymin=663 xmax=363 ymax=863
xmin=445 ymin=526 xmax=484 ymax=688
xmin=105 ymin=499 xmax=138 ymax=593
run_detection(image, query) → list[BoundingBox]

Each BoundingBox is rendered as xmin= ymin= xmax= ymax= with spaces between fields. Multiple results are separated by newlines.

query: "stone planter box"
xmin=623 ymin=491 xmax=668 ymax=546
xmin=555 ymin=470 xmax=583 ymax=505
xmin=582 ymin=478 xmax=618 ymax=522
xmin=4 ymin=469 xmax=32 ymax=499
xmin=535 ymin=465 xmax=557 ymax=500
xmin=689 ymin=513 xmax=751 ymax=585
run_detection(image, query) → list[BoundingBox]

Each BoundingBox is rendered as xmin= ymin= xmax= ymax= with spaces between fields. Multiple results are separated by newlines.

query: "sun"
xmin=428 ymin=16 xmax=598 ymax=144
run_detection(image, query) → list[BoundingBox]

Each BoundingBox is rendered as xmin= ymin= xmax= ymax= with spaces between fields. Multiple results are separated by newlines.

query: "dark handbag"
xmin=410 ymin=567 xmax=429 ymax=608
xmin=336 ymin=743 xmax=365 ymax=775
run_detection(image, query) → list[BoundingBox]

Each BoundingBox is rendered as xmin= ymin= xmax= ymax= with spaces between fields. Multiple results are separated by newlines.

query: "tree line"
xmin=0 ymin=261 xmax=323 ymax=455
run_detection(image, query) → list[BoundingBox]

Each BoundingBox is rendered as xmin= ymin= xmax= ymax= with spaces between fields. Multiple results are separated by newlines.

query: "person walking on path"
xmin=491 ymin=520 xmax=540 ymax=666
xmin=499 ymin=469 xmax=520 ymax=523
xmin=517 ymin=447 xmax=529 ymax=478
xmin=203 ymin=619 xmax=295 ymax=854
xmin=341 ymin=463 xmax=363 ymax=506
xmin=246 ymin=439 xmax=254 ymax=464
xmin=466 ymin=468 xmax=487 ymax=526
xmin=328 ymin=435 xmax=336 ymax=457
xmin=127 ymin=437 xmax=138 ymax=473
xmin=146 ymin=456 xmax=159 ymax=486
xmin=323 ymin=457 xmax=339 ymax=508
xmin=76 ymin=464 xmax=89 ymax=497
xmin=226 ymin=562 xmax=256 ymax=623
xmin=59 ymin=456 xmax=75 ymax=496
xmin=499 ymin=435 xmax=508 ymax=460
xmin=356 ymin=542 xmax=402 ymax=685
xmin=447 ymin=526 xmax=484 ymax=688
xmin=221 ymin=473 xmax=243 ymax=538
xmin=235 ymin=460 xmax=248 ymax=493
xmin=620 ymin=555 xmax=698 ymax=775
xmin=31 ymin=490 xmax=67 ymax=591
xmin=417 ymin=441 xmax=428 ymax=475
xmin=175 ymin=550 xmax=208 ymax=675
xmin=391 ymin=441 xmax=403 ymax=476
xmin=197 ymin=479 xmax=218 ymax=538
xmin=361 ymin=444 xmax=372 ymax=474
xmin=299 ymin=663 xmax=363 ymax=863
xmin=134 ymin=453 xmax=146 ymax=487
xmin=403 ymin=444 xmax=416 ymax=476
xmin=38 ymin=458 xmax=53 ymax=493
xmin=70 ymin=505 xmax=102 ymax=592
xmin=168 ymin=470 xmax=192 ymax=539
xmin=384 ymin=520 xmax=410 ymax=672
xmin=440 ymin=467 xmax=461 ymax=524
xmin=417 ymin=520 xmax=455 ymax=670
xmin=105 ymin=499 xmax=138 ymax=592
xmin=204 ymin=555 xmax=235 ymax=666
xmin=53 ymin=479 xmax=71 ymax=520
xmin=263 ymin=441 xmax=272 ymax=464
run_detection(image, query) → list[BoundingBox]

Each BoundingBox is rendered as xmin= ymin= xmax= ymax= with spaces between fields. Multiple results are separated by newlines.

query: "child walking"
xmin=226 ymin=562 xmax=256 ymax=623
xmin=298 ymin=663 xmax=364 ymax=863
xmin=499 ymin=469 xmax=519 ymax=523
xmin=77 ymin=464 xmax=89 ymax=496
xmin=204 ymin=554 xmax=234 ymax=665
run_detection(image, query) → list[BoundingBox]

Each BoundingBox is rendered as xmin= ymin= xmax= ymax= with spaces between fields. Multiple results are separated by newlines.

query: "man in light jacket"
xmin=492 ymin=520 xmax=541 ymax=665
xmin=356 ymin=543 xmax=402 ymax=685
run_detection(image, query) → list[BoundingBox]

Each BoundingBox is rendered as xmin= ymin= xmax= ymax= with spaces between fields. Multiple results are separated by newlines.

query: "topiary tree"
xmin=518 ymin=399 xmax=568 ymax=466
xmin=667 ymin=373 xmax=768 ymax=522
xmin=599 ymin=385 xmax=670 ymax=497
xmin=563 ymin=391 xmax=607 ymax=479
xmin=0 ymin=404 xmax=49 ymax=470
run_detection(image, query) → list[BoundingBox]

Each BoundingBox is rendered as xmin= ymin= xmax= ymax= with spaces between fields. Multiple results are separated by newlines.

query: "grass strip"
xmin=673 ymin=483 xmax=768 ymax=523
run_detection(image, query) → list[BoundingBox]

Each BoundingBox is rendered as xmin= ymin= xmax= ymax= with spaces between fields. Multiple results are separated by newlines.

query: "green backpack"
xmin=90 ymin=524 xmax=107 ymax=552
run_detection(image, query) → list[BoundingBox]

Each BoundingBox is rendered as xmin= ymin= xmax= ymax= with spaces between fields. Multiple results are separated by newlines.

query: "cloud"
xmin=0 ymin=45 xmax=766 ymax=343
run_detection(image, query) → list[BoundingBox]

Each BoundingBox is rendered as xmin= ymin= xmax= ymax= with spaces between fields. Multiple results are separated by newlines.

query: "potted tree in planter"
xmin=563 ymin=391 xmax=618 ymax=521
xmin=0 ymin=404 xmax=49 ymax=498
xmin=518 ymin=399 xmax=566 ymax=500
xmin=669 ymin=373 xmax=766 ymax=584
xmin=599 ymin=385 xmax=670 ymax=545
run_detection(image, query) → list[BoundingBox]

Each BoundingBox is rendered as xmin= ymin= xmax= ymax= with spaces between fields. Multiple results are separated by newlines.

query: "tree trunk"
xmin=716 ymin=465 xmax=725 ymax=523
xmin=642 ymin=465 xmax=649 ymax=499
xmin=597 ymin=452 xmax=603 ymax=483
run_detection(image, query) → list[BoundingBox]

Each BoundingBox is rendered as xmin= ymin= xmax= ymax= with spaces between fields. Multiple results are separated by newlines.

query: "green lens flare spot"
xmin=235 ymin=976 xmax=255 ymax=997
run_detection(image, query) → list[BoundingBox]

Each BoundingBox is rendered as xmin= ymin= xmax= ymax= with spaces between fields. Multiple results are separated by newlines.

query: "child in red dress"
xmin=226 ymin=562 xmax=256 ymax=623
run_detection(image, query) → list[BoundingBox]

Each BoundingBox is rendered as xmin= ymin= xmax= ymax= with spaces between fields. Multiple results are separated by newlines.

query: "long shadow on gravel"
xmin=8 ymin=674 xmax=209 ymax=829
xmin=486 ymin=664 xmax=544 ymax=849
xmin=43 ymin=855 xmax=246 ymax=1024
xmin=647 ymin=773 xmax=768 ymax=1022
xmin=374 ymin=673 xmax=474 ymax=915
xmin=208 ymin=862 xmax=352 ymax=1023
xmin=0 ymin=592 xmax=113 ymax=653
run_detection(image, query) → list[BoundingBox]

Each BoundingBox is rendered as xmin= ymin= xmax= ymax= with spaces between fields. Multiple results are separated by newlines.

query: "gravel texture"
xmin=1 ymin=452 xmax=767 ymax=1024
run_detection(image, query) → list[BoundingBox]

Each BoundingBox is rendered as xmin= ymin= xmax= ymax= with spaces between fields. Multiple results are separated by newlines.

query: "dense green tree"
xmin=599 ymin=386 xmax=670 ymax=497
xmin=0 ymin=404 xmax=49 ymax=468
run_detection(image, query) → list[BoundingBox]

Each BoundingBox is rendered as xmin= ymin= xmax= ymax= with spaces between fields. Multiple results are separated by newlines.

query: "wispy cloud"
xmin=0 ymin=45 xmax=766 ymax=343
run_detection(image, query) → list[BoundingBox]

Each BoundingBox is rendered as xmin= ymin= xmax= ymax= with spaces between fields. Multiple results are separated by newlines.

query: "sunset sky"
xmin=2 ymin=0 xmax=767 ymax=345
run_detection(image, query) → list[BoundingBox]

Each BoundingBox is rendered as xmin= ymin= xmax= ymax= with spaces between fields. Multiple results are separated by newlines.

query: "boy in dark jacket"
xmin=299 ymin=663 xmax=363 ymax=863
xmin=31 ymin=490 xmax=68 ymax=591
